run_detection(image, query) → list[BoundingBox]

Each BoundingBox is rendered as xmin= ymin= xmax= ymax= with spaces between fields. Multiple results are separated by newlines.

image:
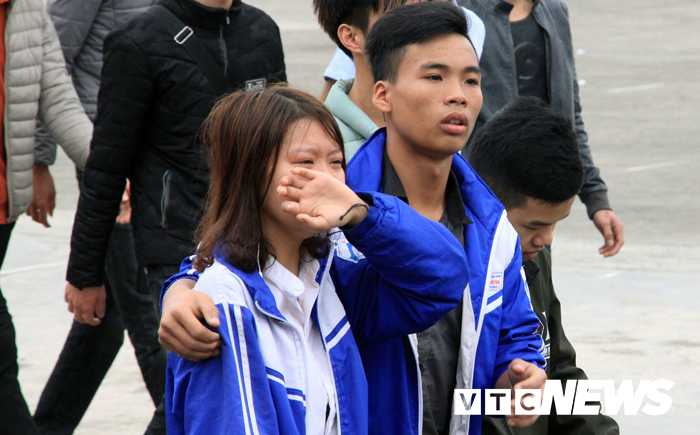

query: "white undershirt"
xmin=263 ymin=258 xmax=338 ymax=435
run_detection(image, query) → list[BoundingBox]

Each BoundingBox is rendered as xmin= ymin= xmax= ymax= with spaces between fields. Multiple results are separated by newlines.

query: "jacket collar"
xmin=213 ymin=246 xmax=333 ymax=321
xmin=523 ymin=256 xmax=540 ymax=285
xmin=325 ymin=79 xmax=379 ymax=141
xmin=346 ymin=128 xmax=505 ymax=230
xmin=347 ymin=128 xmax=471 ymax=195
xmin=162 ymin=0 xmax=242 ymax=30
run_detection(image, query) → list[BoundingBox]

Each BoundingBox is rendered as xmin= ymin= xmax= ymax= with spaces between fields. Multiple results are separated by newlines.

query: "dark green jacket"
xmin=482 ymin=249 xmax=619 ymax=435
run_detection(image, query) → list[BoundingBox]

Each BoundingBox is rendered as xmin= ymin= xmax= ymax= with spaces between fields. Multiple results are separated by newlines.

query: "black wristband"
xmin=339 ymin=203 xmax=369 ymax=222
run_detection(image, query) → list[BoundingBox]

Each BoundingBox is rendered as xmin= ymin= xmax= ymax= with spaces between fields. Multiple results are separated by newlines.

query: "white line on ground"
xmin=598 ymin=271 xmax=623 ymax=279
xmin=0 ymin=261 xmax=66 ymax=276
xmin=608 ymin=83 xmax=664 ymax=94
xmin=625 ymin=160 xmax=689 ymax=172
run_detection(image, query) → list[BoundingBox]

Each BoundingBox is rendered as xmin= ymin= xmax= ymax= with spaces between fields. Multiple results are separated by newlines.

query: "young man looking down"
xmin=468 ymin=96 xmax=620 ymax=435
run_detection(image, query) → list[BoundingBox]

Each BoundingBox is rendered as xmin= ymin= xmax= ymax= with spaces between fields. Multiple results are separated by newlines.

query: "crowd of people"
xmin=0 ymin=0 xmax=624 ymax=434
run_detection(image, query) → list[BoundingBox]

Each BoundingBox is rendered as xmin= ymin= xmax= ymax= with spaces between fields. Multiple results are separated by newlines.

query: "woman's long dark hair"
xmin=194 ymin=84 xmax=345 ymax=273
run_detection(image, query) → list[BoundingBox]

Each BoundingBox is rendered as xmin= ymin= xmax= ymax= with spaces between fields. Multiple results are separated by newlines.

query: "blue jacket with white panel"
xmin=346 ymin=129 xmax=545 ymax=435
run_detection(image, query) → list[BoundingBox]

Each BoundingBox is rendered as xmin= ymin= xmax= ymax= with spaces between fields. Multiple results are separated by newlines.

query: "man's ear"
xmin=373 ymin=81 xmax=391 ymax=114
xmin=337 ymin=24 xmax=365 ymax=57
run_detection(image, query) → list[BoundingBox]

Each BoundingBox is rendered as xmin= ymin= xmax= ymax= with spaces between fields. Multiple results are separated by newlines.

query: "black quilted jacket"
xmin=67 ymin=0 xmax=286 ymax=289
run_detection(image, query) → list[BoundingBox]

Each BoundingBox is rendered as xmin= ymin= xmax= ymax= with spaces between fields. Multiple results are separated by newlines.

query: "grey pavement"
xmin=2 ymin=0 xmax=699 ymax=433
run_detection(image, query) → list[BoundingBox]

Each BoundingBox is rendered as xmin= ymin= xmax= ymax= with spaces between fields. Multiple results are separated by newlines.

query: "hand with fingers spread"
xmin=159 ymin=279 xmax=222 ymax=361
xmin=65 ymin=282 xmax=106 ymax=325
xmin=494 ymin=358 xmax=547 ymax=428
xmin=593 ymin=209 xmax=624 ymax=257
xmin=277 ymin=167 xmax=369 ymax=230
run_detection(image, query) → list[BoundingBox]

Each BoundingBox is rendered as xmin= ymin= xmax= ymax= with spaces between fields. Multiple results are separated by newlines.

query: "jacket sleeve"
xmin=37 ymin=7 xmax=92 ymax=170
xmin=67 ymin=29 xmax=153 ymax=289
xmin=160 ymin=255 xmax=200 ymax=311
xmin=563 ymin=2 xmax=611 ymax=219
xmin=34 ymin=0 xmax=103 ymax=166
xmin=331 ymin=193 xmax=468 ymax=344
xmin=492 ymin=248 xmax=546 ymax=383
xmin=546 ymin=284 xmax=620 ymax=434
xmin=167 ymin=302 xmax=281 ymax=434
xmin=573 ymin=77 xmax=611 ymax=219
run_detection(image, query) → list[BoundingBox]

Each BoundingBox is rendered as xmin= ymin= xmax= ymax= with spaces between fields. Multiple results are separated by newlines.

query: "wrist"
xmin=33 ymin=163 xmax=49 ymax=173
xmin=339 ymin=200 xmax=369 ymax=228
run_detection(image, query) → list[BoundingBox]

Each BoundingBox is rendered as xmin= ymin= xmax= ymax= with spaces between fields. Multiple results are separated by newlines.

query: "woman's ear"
xmin=337 ymin=24 xmax=365 ymax=57
xmin=373 ymin=81 xmax=391 ymax=114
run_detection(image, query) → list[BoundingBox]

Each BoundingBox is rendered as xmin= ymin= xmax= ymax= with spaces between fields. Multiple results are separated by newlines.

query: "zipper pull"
xmin=225 ymin=11 xmax=230 ymax=25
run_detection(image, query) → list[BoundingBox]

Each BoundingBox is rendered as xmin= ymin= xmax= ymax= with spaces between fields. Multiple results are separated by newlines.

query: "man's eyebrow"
xmin=419 ymin=63 xmax=482 ymax=75
xmin=464 ymin=65 xmax=481 ymax=75
xmin=529 ymin=211 xmax=570 ymax=227
xmin=420 ymin=62 xmax=449 ymax=71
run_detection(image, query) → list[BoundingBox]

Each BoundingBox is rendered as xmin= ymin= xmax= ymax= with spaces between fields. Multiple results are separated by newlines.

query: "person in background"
xmin=457 ymin=0 xmax=624 ymax=258
xmin=468 ymin=96 xmax=620 ymax=435
xmin=0 ymin=0 xmax=93 ymax=433
xmin=62 ymin=0 xmax=286 ymax=433
xmin=31 ymin=1 xmax=168 ymax=434
xmin=314 ymin=0 xmax=485 ymax=160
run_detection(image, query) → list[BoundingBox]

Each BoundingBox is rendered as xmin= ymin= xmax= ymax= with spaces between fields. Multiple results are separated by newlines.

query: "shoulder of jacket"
xmin=238 ymin=3 xmax=280 ymax=30
xmin=491 ymin=210 xmax=519 ymax=265
xmin=195 ymin=261 xmax=250 ymax=307
xmin=537 ymin=0 xmax=569 ymax=16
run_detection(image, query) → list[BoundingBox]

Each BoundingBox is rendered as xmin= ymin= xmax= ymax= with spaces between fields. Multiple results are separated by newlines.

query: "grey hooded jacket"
xmin=325 ymin=79 xmax=379 ymax=161
xmin=5 ymin=0 xmax=92 ymax=221
xmin=34 ymin=0 xmax=155 ymax=165
xmin=458 ymin=0 xmax=610 ymax=218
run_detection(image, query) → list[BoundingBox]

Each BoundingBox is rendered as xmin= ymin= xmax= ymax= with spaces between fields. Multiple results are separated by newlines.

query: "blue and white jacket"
xmin=347 ymin=129 xmax=546 ymax=435
xmin=163 ymin=192 xmax=469 ymax=435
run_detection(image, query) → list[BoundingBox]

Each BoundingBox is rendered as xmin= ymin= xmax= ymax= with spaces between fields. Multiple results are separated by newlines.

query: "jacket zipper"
xmin=318 ymin=251 xmax=342 ymax=435
xmin=219 ymin=11 xmax=230 ymax=75
xmin=159 ymin=170 xmax=172 ymax=229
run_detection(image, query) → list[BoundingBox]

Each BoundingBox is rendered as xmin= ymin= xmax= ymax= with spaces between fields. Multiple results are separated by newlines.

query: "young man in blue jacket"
xmin=468 ymin=96 xmax=619 ymax=435
xmin=159 ymin=3 xmax=546 ymax=435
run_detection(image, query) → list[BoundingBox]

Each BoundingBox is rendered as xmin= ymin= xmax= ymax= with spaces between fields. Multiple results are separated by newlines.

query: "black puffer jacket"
xmin=67 ymin=0 xmax=286 ymax=289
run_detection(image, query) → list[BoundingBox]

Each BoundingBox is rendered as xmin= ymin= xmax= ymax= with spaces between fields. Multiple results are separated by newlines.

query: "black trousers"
xmin=33 ymin=224 xmax=168 ymax=435
xmin=142 ymin=263 xmax=182 ymax=435
xmin=0 ymin=222 xmax=40 ymax=435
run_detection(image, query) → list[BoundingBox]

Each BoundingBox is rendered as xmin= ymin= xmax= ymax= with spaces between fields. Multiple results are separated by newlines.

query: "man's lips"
xmin=523 ymin=250 xmax=541 ymax=260
xmin=440 ymin=112 xmax=469 ymax=135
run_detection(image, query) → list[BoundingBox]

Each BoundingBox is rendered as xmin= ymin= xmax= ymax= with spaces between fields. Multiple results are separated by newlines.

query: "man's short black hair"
xmin=467 ymin=97 xmax=584 ymax=209
xmin=313 ymin=0 xmax=409 ymax=59
xmin=365 ymin=2 xmax=470 ymax=83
